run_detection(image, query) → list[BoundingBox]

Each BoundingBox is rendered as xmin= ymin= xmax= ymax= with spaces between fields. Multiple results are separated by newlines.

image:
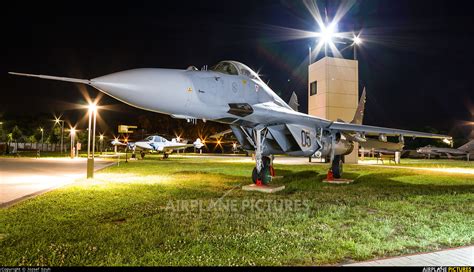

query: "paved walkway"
xmin=345 ymin=246 xmax=473 ymax=266
xmin=0 ymin=157 xmax=115 ymax=207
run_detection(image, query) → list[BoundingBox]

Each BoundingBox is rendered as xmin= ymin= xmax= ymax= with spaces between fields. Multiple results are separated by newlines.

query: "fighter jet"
xmin=9 ymin=60 xmax=452 ymax=184
xmin=115 ymin=135 xmax=203 ymax=159
xmin=417 ymin=140 xmax=474 ymax=160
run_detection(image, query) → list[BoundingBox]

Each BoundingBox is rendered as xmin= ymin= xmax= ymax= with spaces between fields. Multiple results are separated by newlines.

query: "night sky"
xmin=1 ymin=0 xmax=473 ymax=139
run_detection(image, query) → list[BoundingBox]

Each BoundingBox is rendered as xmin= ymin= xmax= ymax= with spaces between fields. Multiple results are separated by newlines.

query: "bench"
xmin=376 ymin=153 xmax=396 ymax=164
xmin=15 ymin=148 xmax=41 ymax=157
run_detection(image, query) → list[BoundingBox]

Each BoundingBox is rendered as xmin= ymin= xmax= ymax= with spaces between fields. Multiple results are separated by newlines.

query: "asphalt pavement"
xmin=0 ymin=157 xmax=115 ymax=207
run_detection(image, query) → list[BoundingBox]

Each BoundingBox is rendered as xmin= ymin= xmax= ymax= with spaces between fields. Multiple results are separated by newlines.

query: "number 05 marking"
xmin=301 ymin=130 xmax=311 ymax=147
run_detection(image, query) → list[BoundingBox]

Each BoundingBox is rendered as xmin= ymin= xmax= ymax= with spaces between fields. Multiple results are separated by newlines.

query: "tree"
xmin=27 ymin=135 xmax=37 ymax=143
xmin=5 ymin=133 xmax=12 ymax=154
xmin=11 ymin=125 xmax=22 ymax=152
xmin=48 ymin=125 xmax=61 ymax=144
xmin=0 ymin=124 xmax=6 ymax=143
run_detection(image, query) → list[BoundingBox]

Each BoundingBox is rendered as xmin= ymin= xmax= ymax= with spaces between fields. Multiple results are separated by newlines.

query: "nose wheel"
xmin=252 ymin=156 xmax=273 ymax=185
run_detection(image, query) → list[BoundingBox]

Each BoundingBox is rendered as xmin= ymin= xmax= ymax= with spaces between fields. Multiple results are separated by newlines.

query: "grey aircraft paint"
xmin=9 ymin=60 xmax=453 ymax=179
xmin=417 ymin=139 xmax=474 ymax=159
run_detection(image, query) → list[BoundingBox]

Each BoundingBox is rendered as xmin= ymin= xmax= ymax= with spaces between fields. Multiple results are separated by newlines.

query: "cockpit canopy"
xmin=211 ymin=61 xmax=261 ymax=80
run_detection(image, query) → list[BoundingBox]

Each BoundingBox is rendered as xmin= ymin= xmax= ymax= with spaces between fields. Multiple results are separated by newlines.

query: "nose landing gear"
xmin=252 ymin=156 xmax=274 ymax=185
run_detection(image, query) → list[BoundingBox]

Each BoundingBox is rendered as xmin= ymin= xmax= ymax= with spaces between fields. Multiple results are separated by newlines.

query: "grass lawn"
xmin=0 ymin=156 xmax=473 ymax=266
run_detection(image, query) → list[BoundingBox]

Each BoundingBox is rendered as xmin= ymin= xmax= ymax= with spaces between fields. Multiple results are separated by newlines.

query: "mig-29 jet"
xmin=10 ymin=60 xmax=452 ymax=184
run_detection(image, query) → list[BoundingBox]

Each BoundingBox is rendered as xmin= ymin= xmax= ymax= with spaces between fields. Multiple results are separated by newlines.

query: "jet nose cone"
xmin=90 ymin=68 xmax=193 ymax=114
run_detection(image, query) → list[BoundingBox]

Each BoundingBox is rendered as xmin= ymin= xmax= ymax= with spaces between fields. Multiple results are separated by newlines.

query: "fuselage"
xmin=90 ymin=61 xmax=294 ymax=126
xmin=88 ymin=61 xmax=340 ymax=157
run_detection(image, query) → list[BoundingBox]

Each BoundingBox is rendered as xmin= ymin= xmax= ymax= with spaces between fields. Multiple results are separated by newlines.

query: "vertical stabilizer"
xmin=288 ymin=91 xmax=300 ymax=112
xmin=351 ymin=87 xmax=366 ymax=124
xmin=457 ymin=139 xmax=474 ymax=152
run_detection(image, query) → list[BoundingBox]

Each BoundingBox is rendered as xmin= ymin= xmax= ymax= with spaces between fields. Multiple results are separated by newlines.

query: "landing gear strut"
xmin=162 ymin=153 xmax=169 ymax=159
xmin=331 ymin=155 xmax=343 ymax=178
xmin=249 ymin=127 xmax=275 ymax=185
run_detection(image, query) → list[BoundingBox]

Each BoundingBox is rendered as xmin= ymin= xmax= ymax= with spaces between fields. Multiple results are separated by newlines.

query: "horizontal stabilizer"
xmin=9 ymin=72 xmax=90 ymax=85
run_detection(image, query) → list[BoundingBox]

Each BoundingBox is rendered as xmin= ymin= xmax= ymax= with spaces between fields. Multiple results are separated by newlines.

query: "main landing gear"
xmin=162 ymin=153 xmax=170 ymax=159
xmin=330 ymin=155 xmax=343 ymax=179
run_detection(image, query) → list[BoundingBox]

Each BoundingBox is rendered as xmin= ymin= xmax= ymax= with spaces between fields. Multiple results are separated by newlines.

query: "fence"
xmin=0 ymin=142 xmax=68 ymax=152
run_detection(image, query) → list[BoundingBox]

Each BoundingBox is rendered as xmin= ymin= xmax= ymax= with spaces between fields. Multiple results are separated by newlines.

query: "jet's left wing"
xmin=329 ymin=122 xmax=451 ymax=141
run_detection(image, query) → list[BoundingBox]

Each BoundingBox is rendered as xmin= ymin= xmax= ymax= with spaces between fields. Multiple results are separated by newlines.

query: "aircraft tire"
xmin=252 ymin=166 xmax=271 ymax=185
xmin=252 ymin=167 xmax=259 ymax=184
xmin=331 ymin=155 xmax=343 ymax=178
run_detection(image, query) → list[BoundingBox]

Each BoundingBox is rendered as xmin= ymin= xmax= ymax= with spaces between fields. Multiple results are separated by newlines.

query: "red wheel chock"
xmin=326 ymin=169 xmax=334 ymax=181
xmin=269 ymin=166 xmax=275 ymax=177
xmin=255 ymin=179 xmax=263 ymax=186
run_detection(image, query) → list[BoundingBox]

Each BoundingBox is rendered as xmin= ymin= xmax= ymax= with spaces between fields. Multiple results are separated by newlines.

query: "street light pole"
xmin=70 ymin=128 xmax=75 ymax=159
xmin=99 ymin=134 xmax=104 ymax=154
xmin=61 ymin=121 xmax=64 ymax=153
xmin=54 ymin=117 xmax=65 ymax=154
xmin=87 ymin=103 xmax=97 ymax=179
xmin=40 ymin=128 xmax=44 ymax=151
xmin=92 ymin=108 xmax=97 ymax=158
xmin=308 ymin=46 xmax=312 ymax=66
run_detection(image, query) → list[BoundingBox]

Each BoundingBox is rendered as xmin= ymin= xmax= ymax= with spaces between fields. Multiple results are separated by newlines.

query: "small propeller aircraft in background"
xmin=112 ymin=135 xmax=203 ymax=159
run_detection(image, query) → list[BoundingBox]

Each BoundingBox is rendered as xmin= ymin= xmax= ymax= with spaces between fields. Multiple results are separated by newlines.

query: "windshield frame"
xmin=211 ymin=61 xmax=261 ymax=81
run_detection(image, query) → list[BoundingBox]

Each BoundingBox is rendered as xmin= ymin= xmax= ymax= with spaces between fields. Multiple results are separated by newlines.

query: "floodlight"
xmin=88 ymin=103 xmax=97 ymax=113
xmin=353 ymin=35 xmax=362 ymax=45
xmin=320 ymin=23 xmax=336 ymax=44
xmin=70 ymin=127 xmax=76 ymax=135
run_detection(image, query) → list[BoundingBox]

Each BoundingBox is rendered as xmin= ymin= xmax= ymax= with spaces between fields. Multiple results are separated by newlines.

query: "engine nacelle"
xmin=314 ymin=136 xmax=354 ymax=158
